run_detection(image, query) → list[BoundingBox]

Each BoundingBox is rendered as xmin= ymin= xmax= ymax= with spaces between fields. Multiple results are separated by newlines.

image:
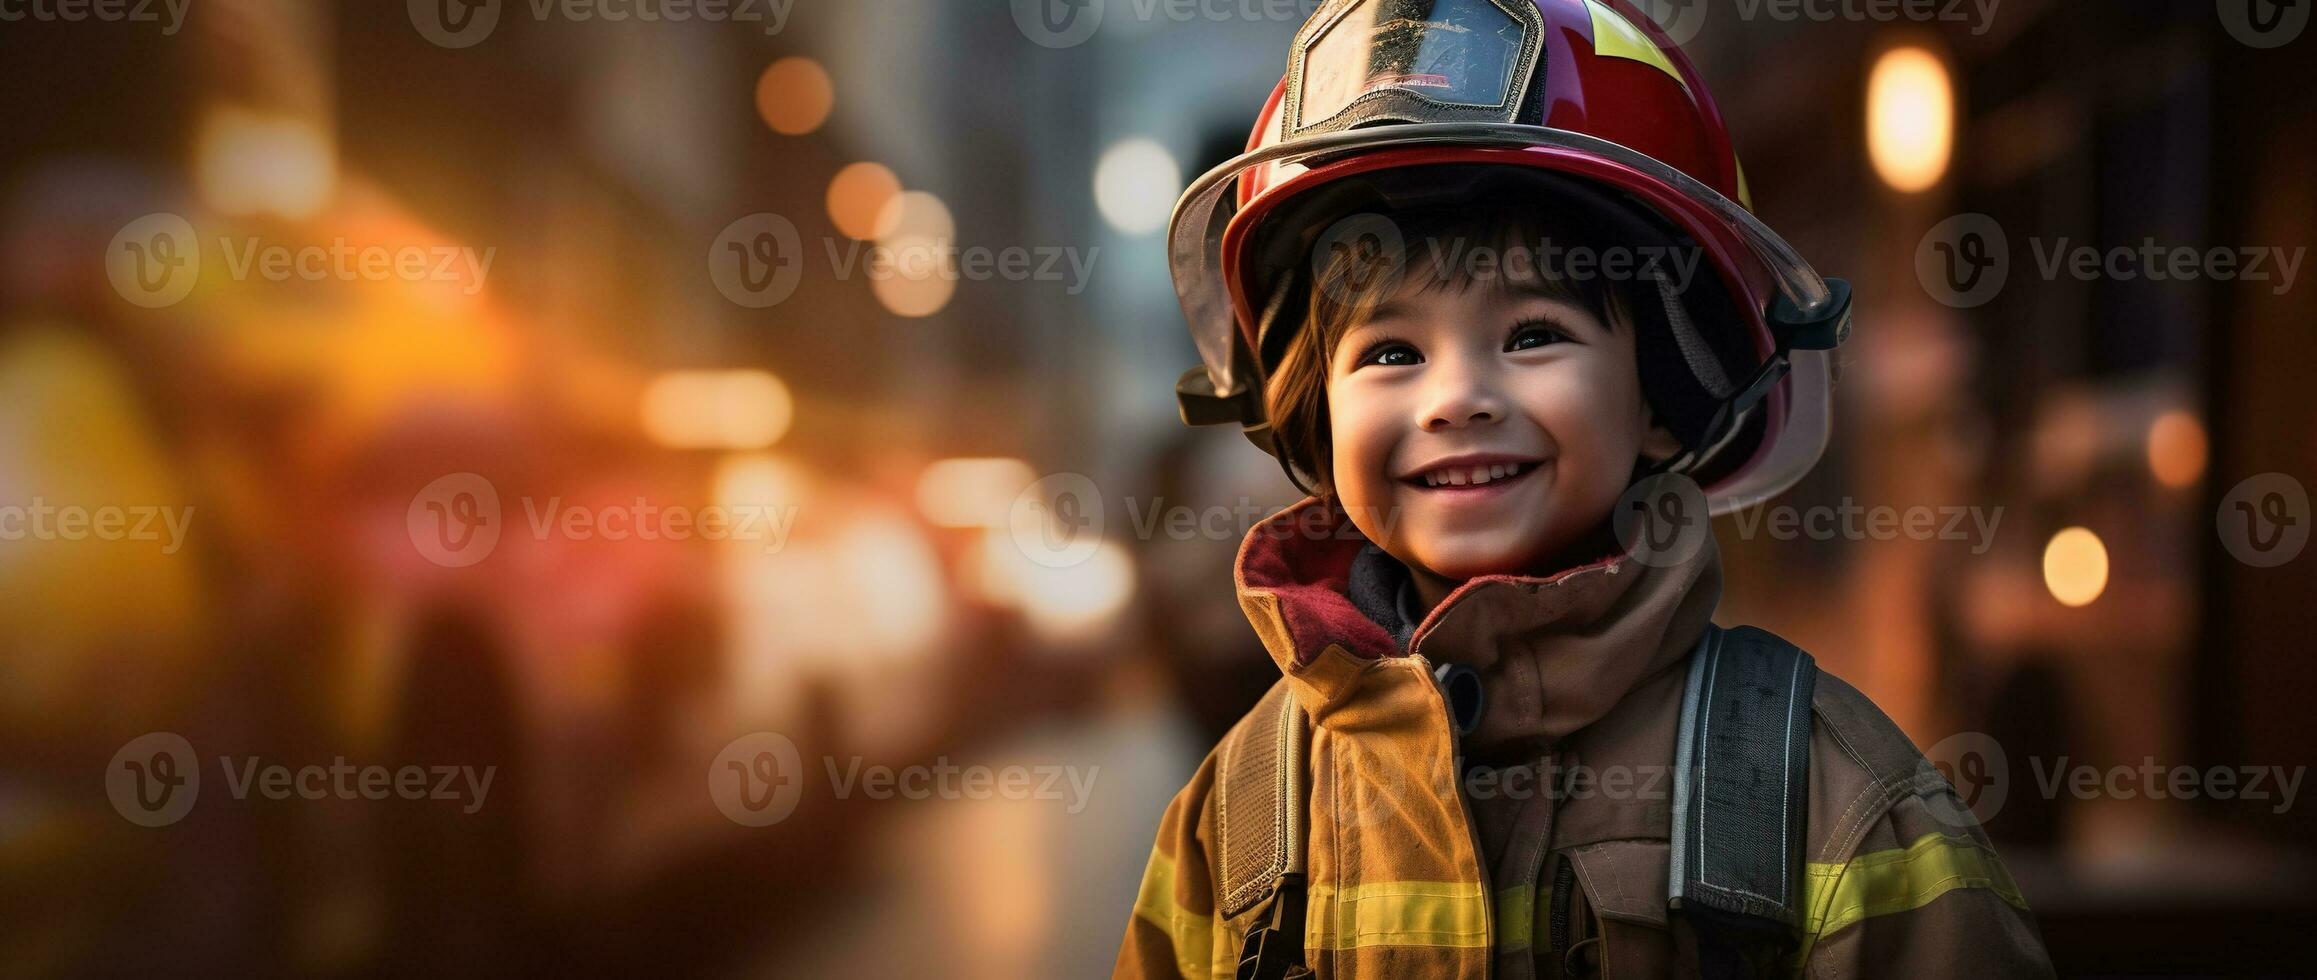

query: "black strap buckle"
xmin=1235 ymin=873 xmax=1308 ymax=980
xmin=1770 ymin=277 xmax=1852 ymax=352
xmin=1176 ymin=366 xmax=1259 ymax=428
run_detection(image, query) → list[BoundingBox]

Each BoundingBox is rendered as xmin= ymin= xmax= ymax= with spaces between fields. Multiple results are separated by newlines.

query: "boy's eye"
xmin=1358 ymin=340 xmax=1422 ymax=368
xmin=1506 ymin=320 xmax=1570 ymax=352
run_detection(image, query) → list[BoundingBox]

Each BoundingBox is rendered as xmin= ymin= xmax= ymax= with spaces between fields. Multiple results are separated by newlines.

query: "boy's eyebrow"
xmin=1361 ymin=297 xmax=1416 ymax=326
xmin=1502 ymin=279 xmax=1616 ymax=334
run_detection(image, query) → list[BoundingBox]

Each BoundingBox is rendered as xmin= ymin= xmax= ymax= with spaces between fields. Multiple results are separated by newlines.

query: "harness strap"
xmin=1216 ymin=681 xmax=1307 ymax=980
xmin=1669 ymin=624 xmax=1819 ymax=979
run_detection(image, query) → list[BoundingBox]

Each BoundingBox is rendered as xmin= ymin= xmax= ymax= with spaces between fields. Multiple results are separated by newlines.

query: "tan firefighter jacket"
xmin=1116 ymin=498 xmax=2051 ymax=978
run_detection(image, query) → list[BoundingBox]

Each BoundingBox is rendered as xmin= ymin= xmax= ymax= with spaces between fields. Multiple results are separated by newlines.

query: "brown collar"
xmin=1234 ymin=497 xmax=1722 ymax=749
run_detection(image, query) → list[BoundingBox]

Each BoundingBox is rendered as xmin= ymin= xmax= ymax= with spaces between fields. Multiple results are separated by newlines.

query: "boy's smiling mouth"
xmin=1400 ymin=453 xmax=1550 ymax=491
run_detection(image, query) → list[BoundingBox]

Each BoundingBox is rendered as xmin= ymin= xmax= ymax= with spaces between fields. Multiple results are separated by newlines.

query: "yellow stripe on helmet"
xmin=1584 ymin=0 xmax=1691 ymax=92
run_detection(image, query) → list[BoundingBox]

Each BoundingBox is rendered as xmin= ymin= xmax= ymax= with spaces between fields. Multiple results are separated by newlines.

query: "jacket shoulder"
xmin=1803 ymin=664 xmax=1967 ymax=864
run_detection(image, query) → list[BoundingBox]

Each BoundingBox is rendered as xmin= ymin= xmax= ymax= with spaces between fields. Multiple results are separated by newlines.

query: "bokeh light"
xmin=827 ymin=162 xmax=903 ymax=241
xmin=916 ymin=458 xmax=1037 ymax=528
xmin=871 ymin=190 xmax=957 ymax=317
xmin=196 ymin=107 xmax=336 ymax=219
xmin=973 ymin=532 xmax=1136 ymax=643
xmin=1866 ymin=45 xmax=1953 ymax=193
xmin=2042 ymin=527 xmax=2110 ymax=608
xmin=1093 ymin=137 xmax=1182 ymax=235
xmin=640 ymin=369 xmax=794 ymax=450
xmin=756 ymin=57 xmax=834 ymax=136
xmin=2147 ymin=410 xmax=2209 ymax=489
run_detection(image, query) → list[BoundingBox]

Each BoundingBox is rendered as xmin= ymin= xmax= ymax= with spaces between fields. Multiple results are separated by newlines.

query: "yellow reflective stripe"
xmin=1494 ymin=883 xmax=1535 ymax=950
xmin=1306 ymin=879 xmax=1492 ymax=950
xmin=1584 ymin=0 xmax=1690 ymax=92
xmin=1130 ymin=846 xmax=1230 ymax=979
xmin=1802 ymin=832 xmax=2030 ymax=945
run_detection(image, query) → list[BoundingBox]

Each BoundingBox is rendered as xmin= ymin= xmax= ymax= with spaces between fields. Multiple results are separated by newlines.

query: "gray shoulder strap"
xmin=1216 ymin=680 xmax=1306 ymax=919
xmin=1669 ymin=624 xmax=1817 ymax=974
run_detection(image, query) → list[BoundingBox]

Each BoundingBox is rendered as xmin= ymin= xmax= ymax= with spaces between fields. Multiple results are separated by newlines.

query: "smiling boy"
xmin=1116 ymin=1 xmax=2052 ymax=978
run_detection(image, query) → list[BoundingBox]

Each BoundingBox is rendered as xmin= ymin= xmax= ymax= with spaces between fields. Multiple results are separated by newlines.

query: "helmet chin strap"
xmin=1269 ymin=429 xmax=1322 ymax=498
xmin=1651 ymin=277 xmax=1853 ymax=479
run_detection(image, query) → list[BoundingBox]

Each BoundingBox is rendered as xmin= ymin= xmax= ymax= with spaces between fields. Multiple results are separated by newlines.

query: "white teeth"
xmin=1418 ymin=462 xmax=1528 ymax=487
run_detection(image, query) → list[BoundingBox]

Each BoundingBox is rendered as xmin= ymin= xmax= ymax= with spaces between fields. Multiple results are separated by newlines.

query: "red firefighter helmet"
xmin=1169 ymin=0 xmax=1851 ymax=515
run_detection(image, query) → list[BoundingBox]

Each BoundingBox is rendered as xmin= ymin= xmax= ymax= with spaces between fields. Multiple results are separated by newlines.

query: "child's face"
xmin=1326 ymin=277 xmax=1674 ymax=582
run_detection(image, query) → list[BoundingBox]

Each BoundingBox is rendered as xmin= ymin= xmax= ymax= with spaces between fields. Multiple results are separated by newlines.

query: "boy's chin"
xmin=1405 ymin=536 xmax=1557 ymax=582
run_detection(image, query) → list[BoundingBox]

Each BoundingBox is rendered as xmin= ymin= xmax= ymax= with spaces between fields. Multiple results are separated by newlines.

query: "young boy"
xmin=1117 ymin=1 xmax=2052 ymax=977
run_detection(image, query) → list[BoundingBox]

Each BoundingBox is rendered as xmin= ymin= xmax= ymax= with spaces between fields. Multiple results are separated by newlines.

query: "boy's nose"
xmin=1418 ymin=377 xmax=1509 ymax=431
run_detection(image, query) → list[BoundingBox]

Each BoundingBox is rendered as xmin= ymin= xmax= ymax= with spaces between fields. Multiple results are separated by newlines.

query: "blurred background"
xmin=2 ymin=0 xmax=2314 ymax=976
